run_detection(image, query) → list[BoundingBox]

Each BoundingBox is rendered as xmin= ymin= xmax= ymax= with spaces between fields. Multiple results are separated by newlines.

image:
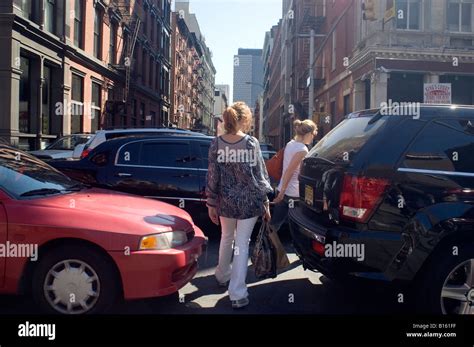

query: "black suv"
xmin=289 ymin=105 xmax=474 ymax=314
xmin=50 ymin=133 xmax=214 ymax=227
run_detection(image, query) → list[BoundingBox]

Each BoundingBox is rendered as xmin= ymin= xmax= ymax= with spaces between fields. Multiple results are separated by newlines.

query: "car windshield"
xmin=307 ymin=115 xmax=388 ymax=163
xmin=47 ymin=135 xmax=90 ymax=150
xmin=0 ymin=147 xmax=80 ymax=199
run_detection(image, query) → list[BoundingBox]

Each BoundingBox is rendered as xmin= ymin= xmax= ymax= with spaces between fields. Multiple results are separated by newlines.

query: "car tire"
xmin=416 ymin=243 xmax=474 ymax=314
xmin=32 ymin=245 xmax=120 ymax=315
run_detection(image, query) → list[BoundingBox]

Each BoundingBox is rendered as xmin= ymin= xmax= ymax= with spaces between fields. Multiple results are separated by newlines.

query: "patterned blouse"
xmin=206 ymin=135 xmax=273 ymax=219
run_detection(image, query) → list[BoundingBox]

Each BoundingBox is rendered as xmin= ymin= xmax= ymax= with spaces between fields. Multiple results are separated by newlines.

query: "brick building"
xmin=174 ymin=0 xmax=215 ymax=134
xmin=0 ymin=0 xmax=172 ymax=150
xmin=263 ymin=0 xmax=474 ymax=147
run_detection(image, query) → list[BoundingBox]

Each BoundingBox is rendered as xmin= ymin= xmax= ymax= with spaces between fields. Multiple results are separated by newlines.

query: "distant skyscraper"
xmin=233 ymin=49 xmax=264 ymax=110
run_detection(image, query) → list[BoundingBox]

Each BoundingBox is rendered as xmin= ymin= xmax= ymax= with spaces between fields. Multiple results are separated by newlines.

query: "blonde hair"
xmin=294 ymin=119 xmax=317 ymax=137
xmin=222 ymin=102 xmax=252 ymax=134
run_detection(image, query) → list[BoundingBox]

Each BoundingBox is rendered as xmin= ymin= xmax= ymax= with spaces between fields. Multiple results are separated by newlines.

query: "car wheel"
xmin=32 ymin=245 xmax=119 ymax=314
xmin=418 ymin=243 xmax=474 ymax=314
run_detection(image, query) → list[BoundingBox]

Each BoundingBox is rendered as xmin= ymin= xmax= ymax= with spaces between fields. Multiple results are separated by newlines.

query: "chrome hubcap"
xmin=441 ymin=259 xmax=474 ymax=314
xmin=43 ymin=259 xmax=100 ymax=314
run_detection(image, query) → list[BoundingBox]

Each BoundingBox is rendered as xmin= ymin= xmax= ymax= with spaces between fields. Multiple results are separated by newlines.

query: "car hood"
xmin=29 ymin=150 xmax=73 ymax=159
xmin=9 ymin=188 xmax=195 ymax=236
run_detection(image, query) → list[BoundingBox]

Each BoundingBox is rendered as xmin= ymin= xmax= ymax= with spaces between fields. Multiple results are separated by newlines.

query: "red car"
xmin=0 ymin=145 xmax=206 ymax=314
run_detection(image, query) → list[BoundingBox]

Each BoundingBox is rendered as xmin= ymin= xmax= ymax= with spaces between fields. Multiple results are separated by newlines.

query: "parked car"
xmin=289 ymin=105 xmax=474 ymax=314
xmin=260 ymin=143 xmax=277 ymax=160
xmin=75 ymin=128 xmax=205 ymax=159
xmin=29 ymin=134 xmax=92 ymax=160
xmin=0 ymin=144 xmax=206 ymax=314
xmin=50 ymin=133 xmax=215 ymax=228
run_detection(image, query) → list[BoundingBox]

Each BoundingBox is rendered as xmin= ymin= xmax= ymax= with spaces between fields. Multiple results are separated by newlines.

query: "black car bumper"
xmin=288 ymin=207 xmax=401 ymax=281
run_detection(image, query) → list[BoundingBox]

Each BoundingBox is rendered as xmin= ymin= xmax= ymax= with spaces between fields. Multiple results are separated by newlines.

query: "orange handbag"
xmin=265 ymin=147 xmax=284 ymax=181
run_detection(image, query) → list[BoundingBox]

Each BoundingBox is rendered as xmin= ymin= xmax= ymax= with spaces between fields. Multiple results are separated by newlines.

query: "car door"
xmin=106 ymin=140 xmax=144 ymax=195
xmin=0 ymin=193 xmax=8 ymax=287
xmin=195 ymin=140 xmax=211 ymax=200
xmin=138 ymin=139 xmax=200 ymax=211
xmin=108 ymin=139 xmax=200 ymax=209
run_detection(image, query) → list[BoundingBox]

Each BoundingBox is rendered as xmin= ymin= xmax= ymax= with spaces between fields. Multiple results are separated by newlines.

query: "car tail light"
xmin=339 ymin=174 xmax=390 ymax=223
xmin=80 ymin=148 xmax=91 ymax=159
xmin=312 ymin=240 xmax=325 ymax=257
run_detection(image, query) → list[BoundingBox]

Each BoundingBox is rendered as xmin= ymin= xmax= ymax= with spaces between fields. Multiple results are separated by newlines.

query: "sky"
xmin=172 ymin=0 xmax=283 ymax=103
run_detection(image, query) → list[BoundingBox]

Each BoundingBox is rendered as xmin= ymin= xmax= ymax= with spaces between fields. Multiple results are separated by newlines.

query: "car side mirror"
xmin=73 ymin=144 xmax=85 ymax=159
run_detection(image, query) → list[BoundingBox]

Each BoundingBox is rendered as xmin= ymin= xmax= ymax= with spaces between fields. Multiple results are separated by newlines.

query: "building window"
xmin=331 ymin=32 xmax=336 ymax=71
xmin=94 ymin=7 xmax=103 ymax=59
xmin=42 ymin=65 xmax=52 ymax=135
xmin=19 ymin=56 xmax=31 ymax=134
xmin=122 ymin=32 xmax=129 ymax=64
xmin=109 ymin=21 xmax=117 ymax=65
xmin=71 ymin=73 xmax=84 ymax=134
xmin=44 ymin=0 xmax=56 ymax=34
xmin=140 ymin=103 xmax=145 ymax=126
xmin=150 ymin=111 xmax=156 ymax=127
xmin=91 ymin=82 xmax=101 ymax=133
xmin=396 ymin=0 xmax=421 ymax=30
xmin=343 ymin=94 xmax=351 ymax=116
xmin=149 ymin=56 xmax=154 ymax=88
xmin=131 ymin=99 xmax=137 ymax=126
xmin=150 ymin=15 xmax=155 ymax=43
xmin=20 ymin=0 xmax=34 ymax=21
xmin=142 ymin=49 xmax=147 ymax=85
xmin=107 ymin=88 xmax=115 ymax=127
xmin=73 ymin=0 xmax=84 ymax=48
xmin=156 ymin=62 xmax=161 ymax=90
xmin=448 ymin=0 xmax=473 ymax=32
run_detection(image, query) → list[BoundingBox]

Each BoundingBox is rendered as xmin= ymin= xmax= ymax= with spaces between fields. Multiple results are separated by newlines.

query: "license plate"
xmin=305 ymin=185 xmax=314 ymax=206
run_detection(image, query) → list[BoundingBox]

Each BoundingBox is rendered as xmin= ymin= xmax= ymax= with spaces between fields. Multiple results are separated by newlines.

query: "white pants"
xmin=215 ymin=216 xmax=258 ymax=301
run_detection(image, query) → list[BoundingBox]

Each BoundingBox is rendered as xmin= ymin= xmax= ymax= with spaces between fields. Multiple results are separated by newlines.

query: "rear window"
xmin=307 ymin=116 xmax=388 ymax=162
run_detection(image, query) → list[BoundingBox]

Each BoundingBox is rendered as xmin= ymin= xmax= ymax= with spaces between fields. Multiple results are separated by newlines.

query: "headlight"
xmin=139 ymin=231 xmax=188 ymax=250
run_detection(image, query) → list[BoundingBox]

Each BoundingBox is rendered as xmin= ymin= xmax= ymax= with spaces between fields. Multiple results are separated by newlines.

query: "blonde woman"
xmin=206 ymin=102 xmax=273 ymax=309
xmin=270 ymin=119 xmax=317 ymax=233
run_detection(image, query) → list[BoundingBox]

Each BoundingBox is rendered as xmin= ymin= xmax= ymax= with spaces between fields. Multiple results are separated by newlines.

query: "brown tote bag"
xmin=265 ymin=147 xmax=285 ymax=182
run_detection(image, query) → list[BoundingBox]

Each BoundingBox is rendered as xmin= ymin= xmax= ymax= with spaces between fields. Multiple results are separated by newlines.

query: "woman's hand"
xmin=273 ymin=191 xmax=285 ymax=204
xmin=208 ymin=207 xmax=220 ymax=226
xmin=263 ymin=203 xmax=271 ymax=222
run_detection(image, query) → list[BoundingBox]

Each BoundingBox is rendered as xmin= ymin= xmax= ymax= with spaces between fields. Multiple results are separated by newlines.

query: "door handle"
xmin=174 ymin=173 xmax=195 ymax=178
xmin=116 ymin=173 xmax=132 ymax=177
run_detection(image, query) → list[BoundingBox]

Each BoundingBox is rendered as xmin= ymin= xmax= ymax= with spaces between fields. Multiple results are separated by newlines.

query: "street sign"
xmin=424 ymin=83 xmax=452 ymax=104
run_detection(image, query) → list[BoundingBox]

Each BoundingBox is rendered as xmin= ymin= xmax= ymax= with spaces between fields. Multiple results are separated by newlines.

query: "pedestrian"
xmin=269 ymin=119 xmax=317 ymax=233
xmin=206 ymin=101 xmax=273 ymax=309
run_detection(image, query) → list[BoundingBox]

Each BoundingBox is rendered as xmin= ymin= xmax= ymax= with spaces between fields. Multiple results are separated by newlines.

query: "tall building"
xmin=0 ymin=0 xmax=172 ymax=150
xmin=213 ymin=85 xmax=229 ymax=135
xmin=214 ymin=85 xmax=229 ymax=116
xmin=174 ymin=0 xmax=216 ymax=134
xmin=215 ymin=84 xmax=230 ymax=103
xmin=233 ymin=48 xmax=264 ymax=110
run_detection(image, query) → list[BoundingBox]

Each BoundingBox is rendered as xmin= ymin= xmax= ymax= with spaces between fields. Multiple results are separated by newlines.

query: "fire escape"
xmin=108 ymin=0 xmax=142 ymax=103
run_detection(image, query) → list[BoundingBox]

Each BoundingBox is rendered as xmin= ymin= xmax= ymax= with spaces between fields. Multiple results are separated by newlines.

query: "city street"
xmin=0 ymin=227 xmax=406 ymax=315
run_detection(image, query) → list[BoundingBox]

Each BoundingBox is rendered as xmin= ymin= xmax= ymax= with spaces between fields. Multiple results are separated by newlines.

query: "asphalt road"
xmin=0 ymin=225 xmax=411 ymax=315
